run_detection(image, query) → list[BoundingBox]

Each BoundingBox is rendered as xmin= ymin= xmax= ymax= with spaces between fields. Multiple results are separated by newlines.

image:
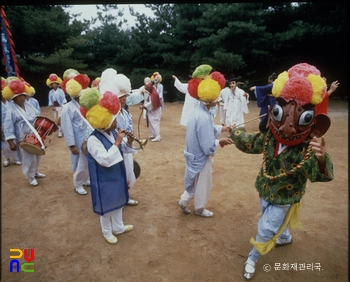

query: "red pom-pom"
xmin=74 ymin=74 xmax=90 ymax=89
xmin=80 ymin=106 xmax=88 ymax=118
xmin=100 ymin=91 xmax=120 ymax=114
xmin=187 ymin=78 xmax=202 ymax=99
xmin=49 ymin=74 xmax=58 ymax=81
xmin=9 ymin=80 xmax=25 ymax=94
xmin=288 ymin=63 xmax=320 ymax=78
xmin=61 ymin=79 xmax=69 ymax=93
xmin=280 ymin=76 xmax=313 ymax=106
xmin=210 ymin=71 xmax=226 ymax=89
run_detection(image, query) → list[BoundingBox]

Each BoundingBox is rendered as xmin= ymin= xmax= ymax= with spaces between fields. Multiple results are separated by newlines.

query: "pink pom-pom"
xmin=187 ymin=78 xmax=202 ymax=99
xmin=49 ymin=74 xmax=58 ymax=81
xmin=100 ymin=91 xmax=121 ymax=114
xmin=80 ymin=106 xmax=88 ymax=118
xmin=74 ymin=74 xmax=90 ymax=89
xmin=288 ymin=63 xmax=321 ymax=78
xmin=9 ymin=80 xmax=25 ymax=94
xmin=61 ymin=79 xmax=69 ymax=93
xmin=210 ymin=71 xmax=226 ymax=89
xmin=280 ymin=76 xmax=313 ymax=107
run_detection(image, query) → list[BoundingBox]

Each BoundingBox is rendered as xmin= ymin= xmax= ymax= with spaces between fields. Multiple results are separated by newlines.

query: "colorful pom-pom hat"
xmin=46 ymin=73 xmax=63 ymax=87
xmin=272 ymin=63 xmax=327 ymax=107
xmin=2 ymin=77 xmax=32 ymax=100
xmin=60 ymin=69 xmax=90 ymax=98
xmin=99 ymin=68 xmax=132 ymax=98
xmin=151 ymin=72 xmax=162 ymax=83
xmin=79 ymin=87 xmax=121 ymax=130
xmin=187 ymin=64 xmax=226 ymax=104
xmin=91 ymin=77 xmax=101 ymax=89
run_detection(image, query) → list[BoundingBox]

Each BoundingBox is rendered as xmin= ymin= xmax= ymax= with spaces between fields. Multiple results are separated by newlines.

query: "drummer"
xmin=3 ymin=78 xmax=46 ymax=186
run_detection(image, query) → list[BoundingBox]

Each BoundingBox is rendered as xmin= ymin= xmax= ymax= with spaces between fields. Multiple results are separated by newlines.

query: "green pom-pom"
xmin=192 ymin=64 xmax=212 ymax=79
xmin=80 ymin=88 xmax=102 ymax=110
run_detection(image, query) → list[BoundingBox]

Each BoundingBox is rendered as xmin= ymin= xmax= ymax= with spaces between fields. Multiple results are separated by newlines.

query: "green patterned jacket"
xmin=231 ymin=129 xmax=334 ymax=205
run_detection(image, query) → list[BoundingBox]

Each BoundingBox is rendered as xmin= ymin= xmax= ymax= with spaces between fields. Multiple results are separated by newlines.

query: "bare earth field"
xmin=1 ymin=98 xmax=348 ymax=282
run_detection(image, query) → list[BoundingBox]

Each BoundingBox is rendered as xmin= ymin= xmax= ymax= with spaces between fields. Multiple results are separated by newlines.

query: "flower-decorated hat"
xmin=46 ymin=73 xmax=63 ymax=87
xmin=2 ymin=77 xmax=32 ymax=100
xmin=272 ymin=63 xmax=327 ymax=107
xmin=151 ymin=72 xmax=162 ymax=83
xmin=60 ymin=69 xmax=90 ymax=98
xmin=91 ymin=77 xmax=101 ymax=89
xmin=99 ymin=68 xmax=132 ymax=98
xmin=21 ymin=78 xmax=36 ymax=96
xmin=187 ymin=64 xmax=226 ymax=104
xmin=79 ymin=87 xmax=121 ymax=130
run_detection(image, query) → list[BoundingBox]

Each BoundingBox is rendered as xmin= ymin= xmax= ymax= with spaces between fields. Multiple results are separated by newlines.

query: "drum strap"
xmin=13 ymin=104 xmax=45 ymax=150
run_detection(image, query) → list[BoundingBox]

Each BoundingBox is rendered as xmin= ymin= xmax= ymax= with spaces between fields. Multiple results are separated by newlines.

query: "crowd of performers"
xmin=1 ymin=62 xmax=338 ymax=280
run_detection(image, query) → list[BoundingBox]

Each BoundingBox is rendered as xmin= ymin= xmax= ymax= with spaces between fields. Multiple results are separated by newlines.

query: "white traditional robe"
xmin=116 ymin=108 xmax=138 ymax=188
xmin=144 ymin=92 xmax=162 ymax=138
xmin=182 ymin=103 xmax=221 ymax=210
xmin=2 ymin=100 xmax=21 ymax=162
xmin=223 ymin=86 xmax=249 ymax=127
xmin=4 ymin=101 xmax=41 ymax=179
xmin=60 ymin=99 xmax=91 ymax=188
xmin=173 ymin=77 xmax=199 ymax=126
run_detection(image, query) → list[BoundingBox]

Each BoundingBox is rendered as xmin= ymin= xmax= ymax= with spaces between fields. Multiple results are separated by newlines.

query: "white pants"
xmin=124 ymin=153 xmax=136 ymax=188
xmin=73 ymin=152 xmax=89 ymax=188
xmin=100 ymin=208 xmax=125 ymax=238
xmin=2 ymin=140 xmax=21 ymax=161
xmin=148 ymin=108 xmax=162 ymax=137
xmin=248 ymin=198 xmax=291 ymax=262
xmin=53 ymin=107 xmax=62 ymax=133
xmin=19 ymin=147 xmax=41 ymax=179
xmin=180 ymin=156 xmax=213 ymax=211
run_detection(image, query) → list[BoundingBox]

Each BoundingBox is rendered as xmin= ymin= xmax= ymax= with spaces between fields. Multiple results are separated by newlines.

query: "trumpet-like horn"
xmin=118 ymin=128 xmax=148 ymax=150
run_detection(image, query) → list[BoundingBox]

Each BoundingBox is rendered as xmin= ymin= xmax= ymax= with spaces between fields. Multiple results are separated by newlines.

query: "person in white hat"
xmin=3 ymin=78 xmax=45 ymax=186
xmin=60 ymin=70 xmax=91 ymax=195
xmin=99 ymin=69 xmax=139 ymax=205
xmin=46 ymin=73 xmax=66 ymax=137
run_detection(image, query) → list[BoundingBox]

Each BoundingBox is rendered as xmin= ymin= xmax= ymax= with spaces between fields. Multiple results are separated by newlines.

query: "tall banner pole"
xmin=1 ymin=6 xmax=20 ymax=77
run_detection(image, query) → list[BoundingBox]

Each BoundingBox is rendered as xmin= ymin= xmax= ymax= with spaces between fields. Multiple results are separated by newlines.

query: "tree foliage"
xmin=1 ymin=3 xmax=348 ymax=105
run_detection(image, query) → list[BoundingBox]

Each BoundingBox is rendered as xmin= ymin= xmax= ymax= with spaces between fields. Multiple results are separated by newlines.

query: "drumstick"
xmin=233 ymin=113 xmax=267 ymax=128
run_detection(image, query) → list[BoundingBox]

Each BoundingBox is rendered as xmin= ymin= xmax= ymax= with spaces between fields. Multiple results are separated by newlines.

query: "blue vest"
xmin=88 ymin=130 xmax=129 ymax=215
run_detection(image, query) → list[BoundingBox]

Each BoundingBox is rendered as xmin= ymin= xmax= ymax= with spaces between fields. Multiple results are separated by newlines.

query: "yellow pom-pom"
xmin=2 ymin=86 xmax=14 ymax=100
xmin=197 ymin=78 xmax=221 ymax=102
xmin=272 ymin=71 xmax=289 ymax=98
xmin=86 ymin=104 xmax=113 ymax=129
xmin=307 ymin=74 xmax=326 ymax=105
xmin=66 ymin=79 xmax=82 ymax=97
xmin=24 ymin=84 xmax=32 ymax=95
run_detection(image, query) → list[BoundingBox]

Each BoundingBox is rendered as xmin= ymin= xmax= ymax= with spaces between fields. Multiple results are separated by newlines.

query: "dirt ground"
xmin=1 ymin=98 xmax=348 ymax=282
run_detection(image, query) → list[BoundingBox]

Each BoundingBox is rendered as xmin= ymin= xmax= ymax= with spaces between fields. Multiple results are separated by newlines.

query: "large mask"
xmin=267 ymin=63 xmax=331 ymax=146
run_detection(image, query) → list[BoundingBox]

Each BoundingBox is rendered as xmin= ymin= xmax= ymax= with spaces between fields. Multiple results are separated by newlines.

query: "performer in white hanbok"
xmin=1 ymin=83 xmax=22 ymax=167
xmin=46 ymin=73 xmax=66 ymax=137
xmin=140 ymin=82 xmax=162 ymax=142
xmin=172 ymin=75 xmax=199 ymax=127
xmin=177 ymin=64 xmax=233 ymax=217
xmin=80 ymin=86 xmax=135 ymax=244
xmin=151 ymin=72 xmax=164 ymax=111
xmin=223 ymin=77 xmax=249 ymax=128
xmin=60 ymin=70 xmax=91 ymax=195
xmin=218 ymin=86 xmax=230 ymax=125
xmin=3 ymin=79 xmax=45 ymax=186
xmin=99 ymin=70 xmax=140 ymax=206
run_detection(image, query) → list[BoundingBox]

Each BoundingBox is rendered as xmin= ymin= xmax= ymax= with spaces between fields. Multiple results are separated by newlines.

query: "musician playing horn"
xmin=3 ymin=78 xmax=45 ymax=186
xmin=79 ymin=82 xmax=136 ymax=244
xmin=230 ymin=63 xmax=334 ymax=280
